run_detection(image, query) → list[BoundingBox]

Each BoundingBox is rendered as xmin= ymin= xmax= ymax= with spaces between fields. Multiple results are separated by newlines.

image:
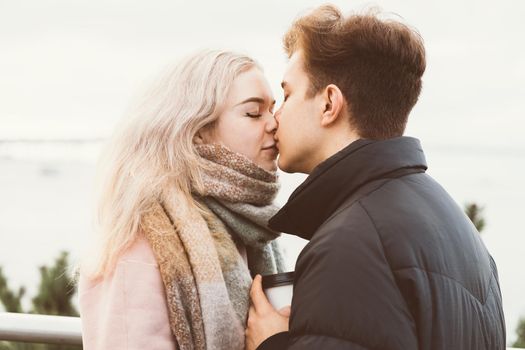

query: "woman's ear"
xmin=193 ymin=130 xmax=206 ymax=144
xmin=320 ymin=84 xmax=346 ymax=127
xmin=194 ymin=124 xmax=215 ymax=144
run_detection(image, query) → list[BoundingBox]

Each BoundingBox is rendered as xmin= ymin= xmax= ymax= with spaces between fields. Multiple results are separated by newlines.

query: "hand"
xmin=245 ymin=275 xmax=290 ymax=350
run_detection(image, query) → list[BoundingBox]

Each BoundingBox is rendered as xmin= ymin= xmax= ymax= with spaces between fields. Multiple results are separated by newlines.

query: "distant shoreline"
xmin=1 ymin=139 xmax=523 ymax=158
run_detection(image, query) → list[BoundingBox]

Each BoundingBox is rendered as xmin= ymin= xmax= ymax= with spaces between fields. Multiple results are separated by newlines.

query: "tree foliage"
xmin=512 ymin=317 xmax=525 ymax=348
xmin=464 ymin=202 xmax=486 ymax=233
xmin=0 ymin=268 xmax=25 ymax=313
xmin=0 ymin=252 xmax=81 ymax=349
xmin=31 ymin=252 xmax=78 ymax=317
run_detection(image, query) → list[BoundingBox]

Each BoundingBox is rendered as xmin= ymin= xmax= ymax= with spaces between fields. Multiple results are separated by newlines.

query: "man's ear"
xmin=320 ymin=84 xmax=346 ymax=127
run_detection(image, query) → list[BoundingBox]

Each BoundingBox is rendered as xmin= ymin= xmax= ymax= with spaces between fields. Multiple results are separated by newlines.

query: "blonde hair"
xmin=84 ymin=50 xmax=258 ymax=280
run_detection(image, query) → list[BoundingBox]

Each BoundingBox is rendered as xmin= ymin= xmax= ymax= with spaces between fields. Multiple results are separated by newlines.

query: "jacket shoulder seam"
xmin=356 ymin=201 xmax=389 ymax=258
xmin=357 ymin=200 xmax=420 ymax=318
xmin=393 ymin=266 xmax=495 ymax=305
xmin=359 ymin=200 xmax=495 ymax=306
xmin=319 ymin=176 xmax=399 ymax=230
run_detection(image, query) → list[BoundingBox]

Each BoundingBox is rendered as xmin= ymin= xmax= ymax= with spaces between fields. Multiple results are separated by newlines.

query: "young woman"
xmin=78 ymin=50 xmax=285 ymax=350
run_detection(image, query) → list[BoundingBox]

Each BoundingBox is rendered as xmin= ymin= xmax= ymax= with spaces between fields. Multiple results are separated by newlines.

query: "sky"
xmin=1 ymin=0 xmax=524 ymax=148
xmin=1 ymin=0 xmax=524 ymax=344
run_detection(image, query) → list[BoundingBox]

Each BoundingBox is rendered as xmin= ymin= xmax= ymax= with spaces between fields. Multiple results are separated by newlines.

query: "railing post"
xmin=0 ymin=312 xmax=521 ymax=349
xmin=0 ymin=312 xmax=82 ymax=345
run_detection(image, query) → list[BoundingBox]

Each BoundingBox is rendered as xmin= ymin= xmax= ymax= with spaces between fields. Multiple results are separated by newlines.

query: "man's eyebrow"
xmin=281 ymin=81 xmax=288 ymax=89
xmin=235 ymin=97 xmax=276 ymax=106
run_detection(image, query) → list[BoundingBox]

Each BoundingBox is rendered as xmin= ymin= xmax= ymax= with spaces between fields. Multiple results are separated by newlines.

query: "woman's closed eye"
xmin=245 ymin=112 xmax=262 ymax=118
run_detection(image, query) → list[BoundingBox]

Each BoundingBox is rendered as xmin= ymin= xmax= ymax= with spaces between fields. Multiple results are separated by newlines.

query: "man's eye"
xmin=283 ymin=94 xmax=289 ymax=102
xmin=246 ymin=112 xmax=262 ymax=118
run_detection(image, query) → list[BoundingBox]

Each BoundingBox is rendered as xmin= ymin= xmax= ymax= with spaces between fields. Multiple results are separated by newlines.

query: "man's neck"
xmin=306 ymin=132 xmax=360 ymax=174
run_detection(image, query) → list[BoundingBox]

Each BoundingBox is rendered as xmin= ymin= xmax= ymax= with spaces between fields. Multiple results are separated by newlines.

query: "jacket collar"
xmin=269 ymin=137 xmax=428 ymax=240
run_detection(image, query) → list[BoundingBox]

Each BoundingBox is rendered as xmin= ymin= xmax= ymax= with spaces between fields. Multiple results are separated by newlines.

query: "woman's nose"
xmin=274 ymin=106 xmax=282 ymax=123
xmin=266 ymin=113 xmax=278 ymax=133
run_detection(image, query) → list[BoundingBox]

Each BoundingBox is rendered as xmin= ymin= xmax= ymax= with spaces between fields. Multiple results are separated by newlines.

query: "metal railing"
xmin=0 ymin=312 xmax=82 ymax=345
xmin=0 ymin=312 xmax=522 ymax=349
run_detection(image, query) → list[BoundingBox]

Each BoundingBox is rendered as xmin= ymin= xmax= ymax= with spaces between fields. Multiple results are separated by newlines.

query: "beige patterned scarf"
xmin=141 ymin=144 xmax=285 ymax=350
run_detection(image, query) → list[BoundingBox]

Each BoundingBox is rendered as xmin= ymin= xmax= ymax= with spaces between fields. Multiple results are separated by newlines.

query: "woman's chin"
xmin=266 ymin=163 xmax=278 ymax=172
xmin=259 ymin=160 xmax=278 ymax=172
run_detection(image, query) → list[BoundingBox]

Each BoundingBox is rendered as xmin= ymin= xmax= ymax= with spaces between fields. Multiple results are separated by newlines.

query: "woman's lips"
xmin=262 ymin=143 xmax=277 ymax=150
xmin=262 ymin=144 xmax=279 ymax=156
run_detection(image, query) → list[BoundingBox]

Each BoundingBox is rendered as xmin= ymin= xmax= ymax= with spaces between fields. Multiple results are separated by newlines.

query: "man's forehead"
xmin=289 ymin=50 xmax=303 ymax=65
xmin=282 ymin=51 xmax=305 ymax=87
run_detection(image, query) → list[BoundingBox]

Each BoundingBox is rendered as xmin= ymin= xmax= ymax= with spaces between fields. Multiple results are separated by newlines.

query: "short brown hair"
xmin=284 ymin=5 xmax=426 ymax=140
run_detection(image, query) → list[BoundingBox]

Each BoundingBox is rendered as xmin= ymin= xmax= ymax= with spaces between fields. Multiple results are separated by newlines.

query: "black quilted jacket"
xmin=258 ymin=137 xmax=505 ymax=350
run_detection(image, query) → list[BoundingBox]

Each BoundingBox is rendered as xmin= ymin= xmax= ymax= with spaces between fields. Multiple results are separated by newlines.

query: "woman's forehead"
xmin=228 ymin=68 xmax=274 ymax=105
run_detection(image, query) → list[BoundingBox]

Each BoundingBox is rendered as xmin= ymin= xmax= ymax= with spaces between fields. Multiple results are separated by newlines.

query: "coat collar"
xmin=269 ymin=137 xmax=428 ymax=240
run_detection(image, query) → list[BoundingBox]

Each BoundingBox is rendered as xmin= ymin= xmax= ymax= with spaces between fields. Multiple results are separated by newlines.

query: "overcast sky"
xmin=1 ymin=0 xmax=525 ymax=342
xmin=1 ymin=0 xmax=524 ymax=151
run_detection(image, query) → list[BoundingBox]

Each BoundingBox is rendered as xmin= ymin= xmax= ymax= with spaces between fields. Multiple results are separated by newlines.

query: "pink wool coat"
xmin=79 ymin=236 xmax=249 ymax=349
xmin=78 ymin=237 xmax=178 ymax=349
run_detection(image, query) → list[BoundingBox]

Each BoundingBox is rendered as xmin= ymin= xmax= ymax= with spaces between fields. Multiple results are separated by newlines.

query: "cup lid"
xmin=261 ymin=271 xmax=295 ymax=289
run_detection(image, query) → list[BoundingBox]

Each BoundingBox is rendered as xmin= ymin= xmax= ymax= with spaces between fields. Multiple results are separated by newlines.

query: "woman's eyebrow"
xmin=235 ymin=97 xmax=275 ymax=106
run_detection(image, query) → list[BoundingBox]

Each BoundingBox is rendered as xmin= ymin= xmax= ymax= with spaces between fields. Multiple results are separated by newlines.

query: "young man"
xmin=245 ymin=5 xmax=505 ymax=350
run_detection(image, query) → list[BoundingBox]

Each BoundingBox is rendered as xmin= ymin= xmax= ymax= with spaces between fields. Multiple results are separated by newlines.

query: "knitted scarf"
xmin=141 ymin=144 xmax=285 ymax=350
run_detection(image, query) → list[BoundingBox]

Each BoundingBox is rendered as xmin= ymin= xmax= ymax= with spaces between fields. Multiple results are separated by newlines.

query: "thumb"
xmin=278 ymin=305 xmax=291 ymax=317
xmin=250 ymin=274 xmax=273 ymax=313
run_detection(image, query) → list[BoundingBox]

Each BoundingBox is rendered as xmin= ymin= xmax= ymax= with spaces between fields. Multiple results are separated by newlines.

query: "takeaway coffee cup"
xmin=262 ymin=272 xmax=294 ymax=310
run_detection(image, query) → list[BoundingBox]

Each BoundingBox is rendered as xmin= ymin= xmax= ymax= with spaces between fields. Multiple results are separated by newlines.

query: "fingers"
xmin=278 ymin=305 xmax=291 ymax=317
xmin=250 ymin=274 xmax=273 ymax=313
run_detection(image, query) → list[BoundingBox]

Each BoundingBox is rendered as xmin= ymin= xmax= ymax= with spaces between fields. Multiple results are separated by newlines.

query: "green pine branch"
xmin=464 ymin=202 xmax=486 ymax=233
xmin=31 ymin=252 xmax=78 ymax=317
xmin=0 ymin=267 xmax=25 ymax=313
xmin=513 ymin=317 xmax=525 ymax=348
